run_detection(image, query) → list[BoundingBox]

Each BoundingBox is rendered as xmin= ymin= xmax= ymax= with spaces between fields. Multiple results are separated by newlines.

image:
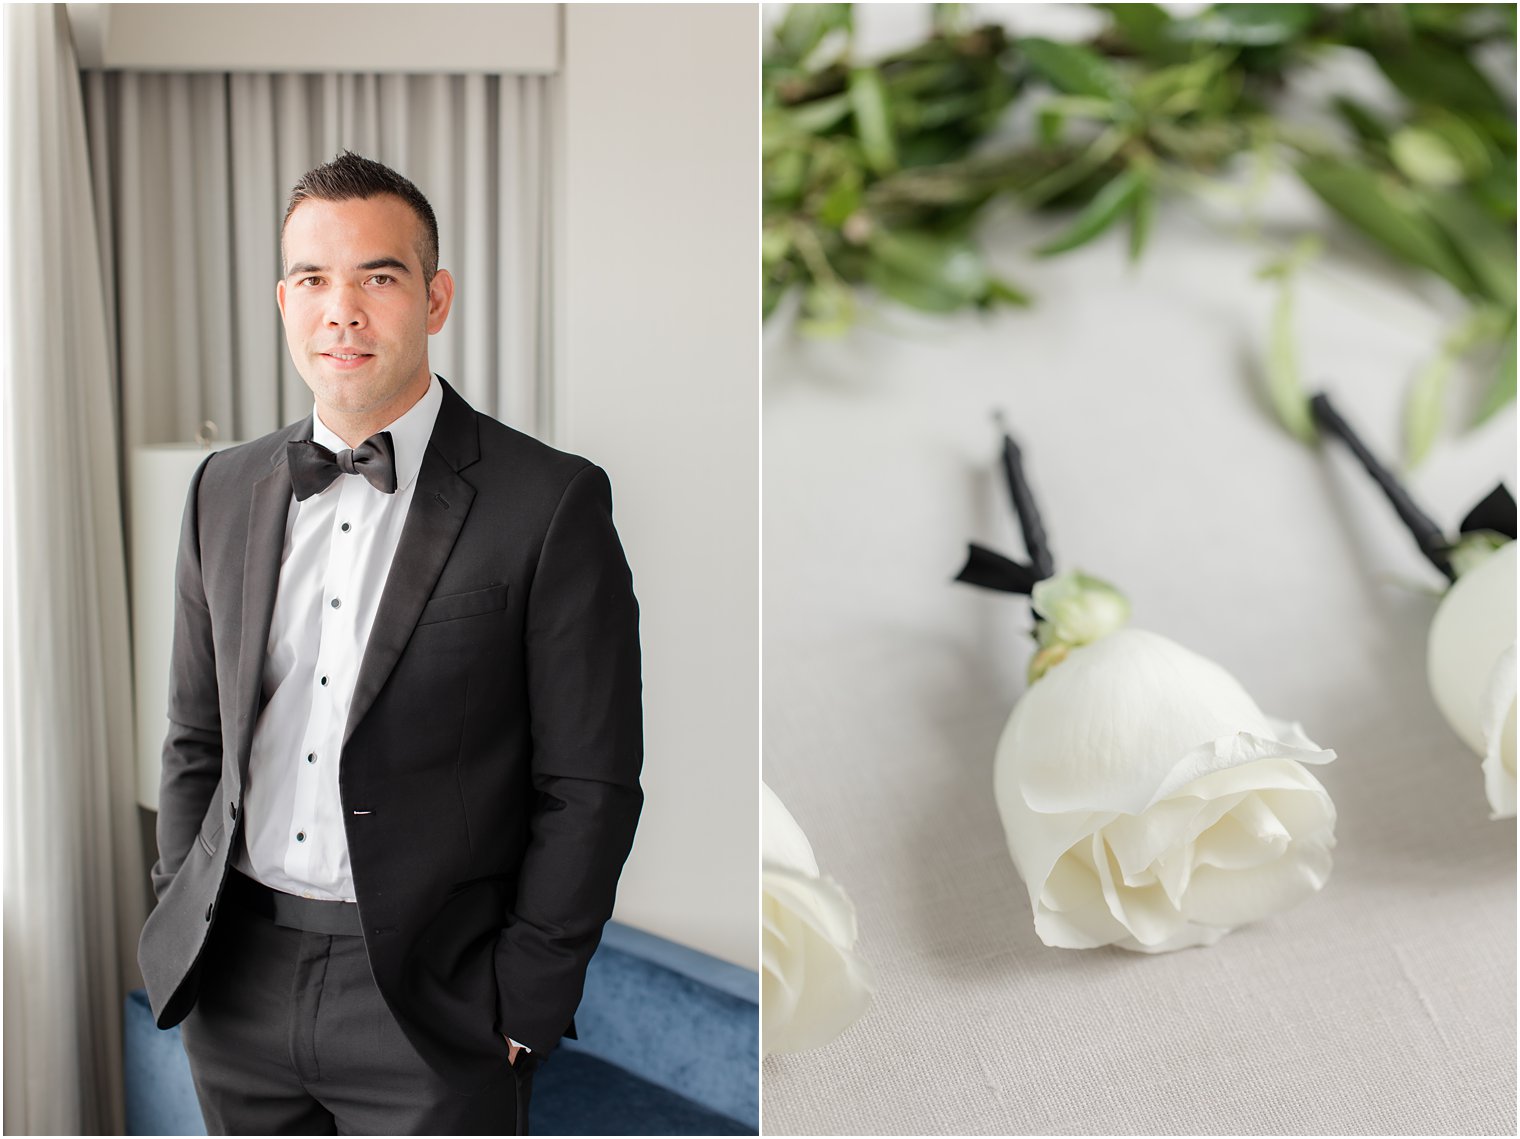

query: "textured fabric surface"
xmin=761 ymin=60 xmax=1517 ymax=1131
xmin=535 ymin=1052 xmax=754 ymax=1137
xmin=124 ymin=992 xmax=202 ymax=1136
xmin=569 ymin=922 xmax=759 ymax=1126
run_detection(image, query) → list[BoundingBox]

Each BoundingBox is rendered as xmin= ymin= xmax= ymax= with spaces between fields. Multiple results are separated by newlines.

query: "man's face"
xmin=277 ymin=194 xmax=452 ymax=431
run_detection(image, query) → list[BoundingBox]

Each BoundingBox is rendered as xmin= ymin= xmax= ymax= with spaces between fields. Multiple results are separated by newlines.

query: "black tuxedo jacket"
xmin=138 ymin=377 xmax=643 ymax=1091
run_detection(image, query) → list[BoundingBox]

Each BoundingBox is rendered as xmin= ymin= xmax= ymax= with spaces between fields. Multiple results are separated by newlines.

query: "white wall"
xmin=66 ymin=3 xmax=559 ymax=72
xmin=559 ymin=5 xmax=759 ymax=970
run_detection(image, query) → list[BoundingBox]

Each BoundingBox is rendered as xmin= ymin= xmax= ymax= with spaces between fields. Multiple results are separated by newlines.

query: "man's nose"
xmin=325 ymin=288 xmax=367 ymax=327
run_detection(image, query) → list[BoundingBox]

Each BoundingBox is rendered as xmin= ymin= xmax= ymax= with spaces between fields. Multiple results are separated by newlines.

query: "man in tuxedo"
xmin=138 ymin=152 xmax=644 ymax=1135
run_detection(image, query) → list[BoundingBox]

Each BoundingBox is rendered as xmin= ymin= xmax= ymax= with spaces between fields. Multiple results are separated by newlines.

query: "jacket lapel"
xmin=236 ymin=450 xmax=297 ymax=782
xmin=343 ymin=379 xmax=480 ymax=747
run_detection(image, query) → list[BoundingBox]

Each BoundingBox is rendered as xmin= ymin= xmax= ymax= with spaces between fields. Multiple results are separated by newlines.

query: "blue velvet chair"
xmin=124 ymin=921 xmax=758 ymax=1135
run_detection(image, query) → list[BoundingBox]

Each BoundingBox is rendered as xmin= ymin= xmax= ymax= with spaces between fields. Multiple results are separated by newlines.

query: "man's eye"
xmin=369 ymin=274 xmax=395 ymax=285
xmin=299 ymin=276 xmax=323 ymax=286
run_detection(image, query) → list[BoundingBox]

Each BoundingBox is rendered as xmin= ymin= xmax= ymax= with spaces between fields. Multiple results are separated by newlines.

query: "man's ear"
xmin=276 ymin=278 xmax=287 ymax=320
xmin=427 ymin=269 xmax=455 ymax=335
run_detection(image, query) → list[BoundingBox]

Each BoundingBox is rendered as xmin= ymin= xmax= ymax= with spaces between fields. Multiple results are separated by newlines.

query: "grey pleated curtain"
xmin=82 ymin=71 xmax=553 ymax=451
xmin=5 ymin=8 xmax=142 ymax=1133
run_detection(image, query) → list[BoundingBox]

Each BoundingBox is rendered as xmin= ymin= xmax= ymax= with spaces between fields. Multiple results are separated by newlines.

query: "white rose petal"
xmin=1427 ymin=540 xmax=1517 ymax=818
xmin=762 ymin=781 xmax=822 ymax=876
xmin=995 ymin=628 xmax=1337 ymax=953
xmin=762 ymin=784 xmax=873 ymax=1054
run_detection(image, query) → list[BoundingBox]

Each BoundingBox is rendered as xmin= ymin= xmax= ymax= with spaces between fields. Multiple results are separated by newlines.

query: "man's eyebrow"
xmin=284 ymin=258 xmax=412 ymax=278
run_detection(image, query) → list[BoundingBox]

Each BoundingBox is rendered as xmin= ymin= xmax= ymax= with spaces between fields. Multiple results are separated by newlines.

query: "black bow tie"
xmin=287 ymin=433 xmax=398 ymax=501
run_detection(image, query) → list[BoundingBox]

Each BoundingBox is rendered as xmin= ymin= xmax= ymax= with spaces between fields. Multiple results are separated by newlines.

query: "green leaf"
xmin=931 ymin=3 xmax=969 ymax=37
xmin=1037 ymin=168 xmax=1144 ymax=256
xmin=1403 ymin=3 xmax=1506 ymax=39
xmin=816 ymin=167 xmax=864 ymax=228
xmin=1266 ymin=276 xmax=1314 ymax=442
xmin=848 ymin=69 xmax=897 ymax=175
xmin=1257 ymin=233 xmax=1323 ymax=282
xmin=1404 ymin=348 xmax=1452 ymax=468
xmin=1128 ymin=175 xmax=1155 ymax=262
xmin=1172 ymin=4 xmax=1316 ymax=46
xmin=761 ymin=225 xmax=792 ymax=269
xmin=1473 ymin=153 xmax=1517 ymax=222
xmin=984 ymin=277 xmax=1033 ymax=308
xmin=1418 ymin=188 xmax=1517 ymax=309
xmin=1372 ymin=36 xmax=1507 ymax=115
xmin=1390 ymin=128 xmax=1467 ymax=187
xmin=1132 ymin=52 xmax=1236 ymax=117
xmin=770 ymin=4 xmax=852 ymax=69
xmin=1096 ymin=3 xmax=1179 ymax=58
xmin=864 ymin=230 xmax=988 ymax=312
xmin=1297 ymin=158 xmax=1477 ymax=295
xmin=1419 ymin=111 xmax=1494 ymax=180
xmin=1018 ymin=37 xmax=1126 ymax=102
xmin=1333 ymin=97 xmax=1391 ymax=147
xmin=1022 ymin=128 xmax=1125 ymax=208
xmin=1038 ymin=104 xmax=1066 ymax=149
xmin=1474 ymin=324 xmax=1517 ymax=425
xmin=1406 ymin=309 xmax=1513 ymax=461
xmin=787 ymin=93 xmax=852 ymax=137
xmin=765 ymin=148 xmax=808 ymax=202
xmin=798 ymin=282 xmax=856 ymax=338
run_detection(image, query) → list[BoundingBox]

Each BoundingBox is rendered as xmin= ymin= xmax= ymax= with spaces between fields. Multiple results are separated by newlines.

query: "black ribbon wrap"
xmin=955 ymin=416 xmax=1055 ymax=596
xmin=1309 ymin=392 xmax=1456 ymax=582
xmin=1459 ymin=484 xmax=1518 ymax=541
xmin=955 ymin=543 xmax=1047 ymax=595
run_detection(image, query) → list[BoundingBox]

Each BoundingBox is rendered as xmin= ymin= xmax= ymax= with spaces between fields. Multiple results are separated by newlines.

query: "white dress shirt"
xmin=234 ymin=374 xmax=443 ymax=902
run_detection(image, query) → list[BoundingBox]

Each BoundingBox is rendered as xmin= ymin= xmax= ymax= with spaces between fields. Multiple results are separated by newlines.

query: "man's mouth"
xmin=321 ymin=350 xmax=374 ymax=369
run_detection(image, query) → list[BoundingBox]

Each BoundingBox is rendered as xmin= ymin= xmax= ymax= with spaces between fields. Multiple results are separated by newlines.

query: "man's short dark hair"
xmin=282 ymin=151 xmax=439 ymax=286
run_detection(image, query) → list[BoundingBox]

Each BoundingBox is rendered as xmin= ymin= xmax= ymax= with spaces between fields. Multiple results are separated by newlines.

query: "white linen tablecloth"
xmin=761 ymin=157 xmax=1517 ymax=1134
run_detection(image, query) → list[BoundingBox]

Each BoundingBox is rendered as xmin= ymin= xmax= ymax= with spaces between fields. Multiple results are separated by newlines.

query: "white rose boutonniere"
xmin=762 ymin=783 xmax=873 ymax=1054
xmin=997 ymin=624 xmax=1337 ymax=952
xmin=1428 ymin=538 xmax=1516 ymax=819
xmin=958 ymin=421 xmax=1338 ymax=952
xmin=1311 ymin=393 xmax=1517 ymax=820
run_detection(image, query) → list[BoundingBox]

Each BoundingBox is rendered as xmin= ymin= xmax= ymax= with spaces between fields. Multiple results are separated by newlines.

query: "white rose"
xmin=1427 ymin=539 xmax=1516 ymax=819
xmin=995 ymin=628 xmax=1338 ymax=953
xmin=761 ymin=783 xmax=873 ymax=1054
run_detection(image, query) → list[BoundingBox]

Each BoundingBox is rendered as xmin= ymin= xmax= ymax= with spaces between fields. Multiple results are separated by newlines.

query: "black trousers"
xmin=179 ymin=882 xmax=532 ymax=1135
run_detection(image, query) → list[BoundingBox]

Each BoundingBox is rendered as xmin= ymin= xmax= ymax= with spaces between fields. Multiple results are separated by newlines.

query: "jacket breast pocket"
xmin=416 ymin=584 xmax=509 ymax=626
xmin=195 ymin=786 xmax=226 ymax=856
